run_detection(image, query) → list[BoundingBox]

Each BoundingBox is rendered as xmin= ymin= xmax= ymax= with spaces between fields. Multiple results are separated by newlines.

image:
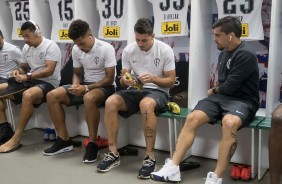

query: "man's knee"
xmin=139 ymin=98 xmax=156 ymax=112
xmin=47 ymin=88 xmax=65 ymax=103
xmin=105 ymin=95 xmax=122 ymax=111
xmin=222 ymin=116 xmax=241 ymax=132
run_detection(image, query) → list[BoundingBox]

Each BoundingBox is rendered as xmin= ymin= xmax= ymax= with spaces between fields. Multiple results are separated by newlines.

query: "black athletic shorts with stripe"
xmin=194 ymin=94 xmax=258 ymax=128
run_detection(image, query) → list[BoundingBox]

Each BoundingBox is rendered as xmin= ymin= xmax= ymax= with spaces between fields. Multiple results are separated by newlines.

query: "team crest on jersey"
xmin=241 ymin=23 xmax=249 ymax=37
xmin=17 ymin=28 xmax=22 ymax=38
xmin=103 ymin=26 xmax=120 ymax=38
xmin=3 ymin=54 xmax=8 ymax=61
xmin=39 ymin=52 xmax=44 ymax=59
xmin=94 ymin=57 xmax=100 ymax=65
xmin=161 ymin=21 xmax=181 ymax=35
xmin=59 ymin=29 xmax=70 ymax=40
xmin=154 ymin=58 xmax=160 ymax=66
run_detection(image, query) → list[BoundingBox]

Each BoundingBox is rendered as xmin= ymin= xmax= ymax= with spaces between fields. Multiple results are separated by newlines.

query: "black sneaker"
xmin=97 ymin=152 xmax=120 ymax=172
xmin=138 ymin=155 xmax=156 ymax=179
xmin=0 ymin=122 xmax=14 ymax=145
xmin=43 ymin=137 xmax=73 ymax=156
xmin=0 ymin=79 xmax=26 ymax=98
xmin=83 ymin=142 xmax=99 ymax=163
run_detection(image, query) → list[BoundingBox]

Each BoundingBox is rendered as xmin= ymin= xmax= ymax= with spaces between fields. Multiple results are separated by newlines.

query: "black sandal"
xmin=118 ymin=146 xmax=138 ymax=156
xmin=179 ymin=158 xmax=200 ymax=171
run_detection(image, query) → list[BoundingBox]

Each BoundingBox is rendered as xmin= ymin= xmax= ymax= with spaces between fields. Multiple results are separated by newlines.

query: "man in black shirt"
xmin=151 ymin=16 xmax=259 ymax=184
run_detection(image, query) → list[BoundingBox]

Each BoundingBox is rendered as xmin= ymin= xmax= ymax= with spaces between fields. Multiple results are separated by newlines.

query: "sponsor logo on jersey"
xmin=103 ymin=26 xmax=120 ymax=38
xmin=161 ymin=21 xmax=181 ymax=35
xmin=59 ymin=29 xmax=70 ymax=40
xmin=17 ymin=28 xmax=22 ymax=38
xmin=241 ymin=23 xmax=249 ymax=37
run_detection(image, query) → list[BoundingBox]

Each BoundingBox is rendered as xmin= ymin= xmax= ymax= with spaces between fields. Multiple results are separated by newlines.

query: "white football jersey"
xmin=49 ymin=0 xmax=75 ymax=42
xmin=216 ymin=0 xmax=264 ymax=40
xmin=22 ymin=38 xmax=62 ymax=87
xmin=148 ymin=0 xmax=190 ymax=37
xmin=0 ymin=41 xmax=22 ymax=77
xmin=10 ymin=1 xmax=30 ymax=40
xmin=96 ymin=0 xmax=128 ymax=41
xmin=72 ymin=38 xmax=116 ymax=85
xmin=122 ymin=39 xmax=175 ymax=93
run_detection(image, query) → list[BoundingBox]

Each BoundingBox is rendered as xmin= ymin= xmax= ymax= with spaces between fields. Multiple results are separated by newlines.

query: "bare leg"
xmin=83 ymin=89 xmax=105 ymax=143
xmin=46 ymin=87 xmax=70 ymax=140
xmin=0 ymin=87 xmax=43 ymax=152
xmin=139 ymin=97 xmax=158 ymax=158
xmin=269 ymin=105 xmax=282 ymax=184
xmin=214 ymin=114 xmax=242 ymax=177
xmin=104 ymin=94 xmax=127 ymax=154
xmin=172 ymin=110 xmax=210 ymax=165
xmin=0 ymin=99 xmax=7 ymax=123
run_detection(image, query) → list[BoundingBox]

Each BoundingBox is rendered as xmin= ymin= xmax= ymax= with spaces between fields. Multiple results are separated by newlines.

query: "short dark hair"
xmin=134 ymin=18 xmax=153 ymax=35
xmin=21 ymin=21 xmax=37 ymax=32
xmin=0 ymin=30 xmax=3 ymax=38
xmin=68 ymin=19 xmax=90 ymax=40
xmin=212 ymin=16 xmax=242 ymax=38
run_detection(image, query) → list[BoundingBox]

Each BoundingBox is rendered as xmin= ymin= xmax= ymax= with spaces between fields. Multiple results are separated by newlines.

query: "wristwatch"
xmin=212 ymin=87 xmax=218 ymax=94
xmin=26 ymin=72 xmax=32 ymax=80
xmin=84 ymin=85 xmax=89 ymax=93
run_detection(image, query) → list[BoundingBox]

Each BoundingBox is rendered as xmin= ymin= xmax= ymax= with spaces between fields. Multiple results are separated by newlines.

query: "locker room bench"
xmin=159 ymin=107 xmax=268 ymax=179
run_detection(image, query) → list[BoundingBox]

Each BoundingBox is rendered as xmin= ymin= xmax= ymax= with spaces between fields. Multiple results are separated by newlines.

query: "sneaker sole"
xmin=97 ymin=160 xmax=120 ymax=172
xmin=83 ymin=152 xmax=99 ymax=163
xmin=150 ymin=175 xmax=181 ymax=183
xmin=43 ymin=145 xmax=74 ymax=156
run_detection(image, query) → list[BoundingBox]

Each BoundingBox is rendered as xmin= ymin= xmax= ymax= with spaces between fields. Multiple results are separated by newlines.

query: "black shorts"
xmin=63 ymin=83 xmax=115 ymax=106
xmin=194 ymin=94 xmax=258 ymax=128
xmin=116 ymin=88 xmax=169 ymax=119
xmin=0 ymin=77 xmax=8 ymax=84
xmin=13 ymin=80 xmax=55 ymax=107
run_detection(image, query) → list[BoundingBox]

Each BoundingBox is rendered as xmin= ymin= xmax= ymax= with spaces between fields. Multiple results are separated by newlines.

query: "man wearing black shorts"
xmin=0 ymin=29 xmax=22 ymax=145
xmin=151 ymin=16 xmax=259 ymax=184
xmin=97 ymin=18 xmax=176 ymax=179
xmin=43 ymin=20 xmax=116 ymax=163
xmin=0 ymin=21 xmax=61 ymax=153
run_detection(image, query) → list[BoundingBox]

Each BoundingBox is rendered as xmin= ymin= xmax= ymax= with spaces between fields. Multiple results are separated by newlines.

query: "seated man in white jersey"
xmin=151 ymin=16 xmax=259 ymax=184
xmin=0 ymin=20 xmax=62 ymax=153
xmin=269 ymin=105 xmax=282 ymax=184
xmin=0 ymin=29 xmax=22 ymax=145
xmin=43 ymin=19 xmax=116 ymax=163
xmin=97 ymin=18 xmax=176 ymax=179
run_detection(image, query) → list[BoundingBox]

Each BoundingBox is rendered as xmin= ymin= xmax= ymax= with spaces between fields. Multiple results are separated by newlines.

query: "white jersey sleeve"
xmin=96 ymin=0 xmax=128 ymax=41
xmin=216 ymin=0 xmax=264 ymax=40
xmin=9 ymin=1 xmax=30 ymax=40
xmin=148 ymin=0 xmax=190 ymax=37
xmin=49 ymin=0 xmax=75 ymax=42
xmin=0 ymin=42 xmax=22 ymax=76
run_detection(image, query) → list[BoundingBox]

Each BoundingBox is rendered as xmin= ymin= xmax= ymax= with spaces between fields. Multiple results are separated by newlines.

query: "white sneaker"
xmin=205 ymin=172 xmax=223 ymax=184
xmin=150 ymin=158 xmax=181 ymax=183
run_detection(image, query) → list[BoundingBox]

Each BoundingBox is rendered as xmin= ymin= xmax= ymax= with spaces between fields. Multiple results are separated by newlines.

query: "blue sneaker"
xmin=138 ymin=155 xmax=156 ymax=179
xmin=97 ymin=152 xmax=120 ymax=172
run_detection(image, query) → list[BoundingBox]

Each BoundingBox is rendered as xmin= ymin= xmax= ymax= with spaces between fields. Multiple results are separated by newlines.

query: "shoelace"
xmin=143 ymin=158 xmax=155 ymax=167
xmin=103 ymin=153 xmax=116 ymax=161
